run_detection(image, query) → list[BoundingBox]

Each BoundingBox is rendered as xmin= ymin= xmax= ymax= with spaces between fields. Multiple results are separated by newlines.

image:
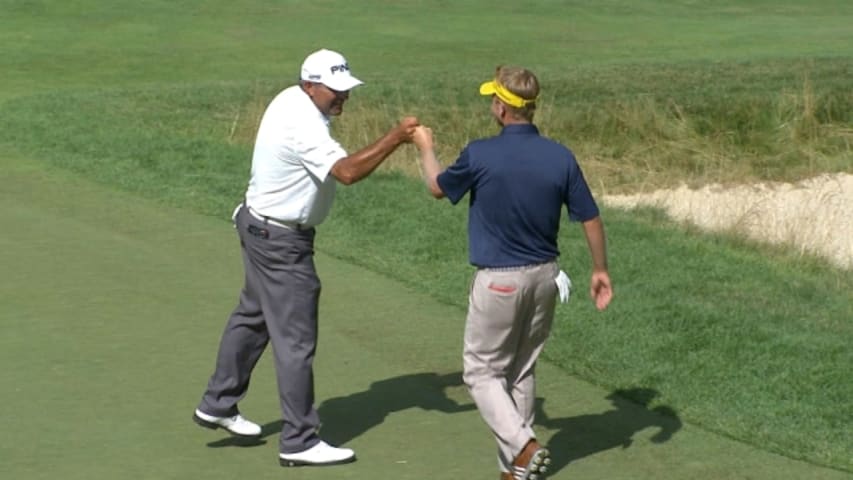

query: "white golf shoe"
xmin=192 ymin=409 xmax=262 ymax=437
xmin=279 ymin=440 xmax=356 ymax=467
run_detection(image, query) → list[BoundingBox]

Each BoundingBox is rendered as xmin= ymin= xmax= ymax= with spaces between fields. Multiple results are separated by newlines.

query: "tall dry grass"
xmin=225 ymin=76 xmax=851 ymax=198
xmin=220 ymin=72 xmax=851 ymax=210
xmin=222 ymin=77 xmax=851 ymax=267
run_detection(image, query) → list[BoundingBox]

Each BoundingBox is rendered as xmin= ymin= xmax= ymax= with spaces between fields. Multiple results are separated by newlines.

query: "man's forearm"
xmin=419 ymin=147 xmax=445 ymax=198
xmin=582 ymin=216 xmax=609 ymax=271
xmin=332 ymin=128 xmax=406 ymax=185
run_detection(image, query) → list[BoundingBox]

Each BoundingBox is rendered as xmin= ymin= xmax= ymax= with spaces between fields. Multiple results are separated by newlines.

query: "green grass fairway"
xmin=1 ymin=159 xmax=850 ymax=480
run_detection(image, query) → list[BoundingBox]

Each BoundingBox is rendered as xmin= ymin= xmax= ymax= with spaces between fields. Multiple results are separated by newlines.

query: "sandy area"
xmin=602 ymin=173 xmax=853 ymax=270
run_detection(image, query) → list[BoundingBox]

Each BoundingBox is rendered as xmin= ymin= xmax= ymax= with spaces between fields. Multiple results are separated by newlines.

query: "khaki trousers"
xmin=462 ymin=261 xmax=558 ymax=469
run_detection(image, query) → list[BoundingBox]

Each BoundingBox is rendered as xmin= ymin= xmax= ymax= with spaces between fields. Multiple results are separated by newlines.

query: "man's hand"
xmin=590 ymin=270 xmax=612 ymax=311
xmin=412 ymin=125 xmax=434 ymax=151
xmin=396 ymin=116 xmax=420 ymax=143
xmin=581 ymin=216 xmax=612 ymax=311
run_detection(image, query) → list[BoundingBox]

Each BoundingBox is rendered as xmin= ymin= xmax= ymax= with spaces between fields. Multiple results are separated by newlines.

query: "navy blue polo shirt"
xmin=437 ymin=124 xmax=599 ymax=268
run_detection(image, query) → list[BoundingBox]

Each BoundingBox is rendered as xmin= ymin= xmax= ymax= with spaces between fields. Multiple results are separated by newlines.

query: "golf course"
xmin=1 ymin=1 xmax=851 ymax=479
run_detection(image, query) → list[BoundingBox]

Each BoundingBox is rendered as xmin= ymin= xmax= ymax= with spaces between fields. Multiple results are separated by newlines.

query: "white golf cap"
xmin=300 ymin=48 xmax=364 ymax=92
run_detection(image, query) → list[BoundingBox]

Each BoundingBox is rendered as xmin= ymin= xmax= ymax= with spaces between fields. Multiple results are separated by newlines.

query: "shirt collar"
xmin=499 ymin=123 xmax=539 ymax=135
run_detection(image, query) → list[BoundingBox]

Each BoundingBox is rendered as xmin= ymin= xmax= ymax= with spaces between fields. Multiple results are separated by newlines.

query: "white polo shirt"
xmin=244 ymin=85 xmax=347 ymax=227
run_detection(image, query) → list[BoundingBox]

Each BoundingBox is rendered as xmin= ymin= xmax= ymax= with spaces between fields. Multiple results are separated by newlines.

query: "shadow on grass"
xmin=316 ymin=371 xmax=475 ymax=446
xmin=206 ymin=371 xmax=474 ymax=448
xmin=206 ymin=435 xmax=268 ymax=448
xmin=538 ymin=387 xmax=682 ymax=476
xmin=205 ymin=379 xmax=681 ymax=476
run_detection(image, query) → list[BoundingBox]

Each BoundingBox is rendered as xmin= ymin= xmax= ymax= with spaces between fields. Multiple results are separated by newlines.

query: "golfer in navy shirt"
xmin=412 ymin=65 xmax=613 ymax=480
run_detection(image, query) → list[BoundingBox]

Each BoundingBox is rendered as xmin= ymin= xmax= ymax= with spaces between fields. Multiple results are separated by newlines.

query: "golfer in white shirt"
xmin=193 ymin=48 xmax=418 ymax=467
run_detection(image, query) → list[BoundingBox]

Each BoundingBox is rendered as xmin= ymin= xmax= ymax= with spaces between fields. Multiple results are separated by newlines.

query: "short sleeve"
xmin=437 ymin=146 xmax=476 ymax=204
xmin=292 ymin=123 xmax=347 ymax=182
xmin=565 ymin=159 xmax=600 ymax=222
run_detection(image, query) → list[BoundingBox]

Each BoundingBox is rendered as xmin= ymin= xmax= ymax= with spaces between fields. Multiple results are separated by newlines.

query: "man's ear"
xmin=301 ymin=81 xmax=317 ymax=97
xmin=496 ymin=101 xmax=507 ymax=120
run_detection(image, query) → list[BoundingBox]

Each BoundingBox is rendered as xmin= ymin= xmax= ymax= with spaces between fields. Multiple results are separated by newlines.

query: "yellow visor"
xmin=479 ymin=80 xmax=536 ymax=108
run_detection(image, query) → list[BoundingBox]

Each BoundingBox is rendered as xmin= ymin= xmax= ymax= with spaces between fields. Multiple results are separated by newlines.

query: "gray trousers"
xmin=198 ymin=205 xmax=321 ymax=454
xmin=462 ymin=261 xmax=558 ymax=470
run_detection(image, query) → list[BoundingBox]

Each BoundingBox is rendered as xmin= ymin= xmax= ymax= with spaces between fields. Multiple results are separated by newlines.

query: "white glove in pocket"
xmin=555 ymin=270 xmax=572 ymax=303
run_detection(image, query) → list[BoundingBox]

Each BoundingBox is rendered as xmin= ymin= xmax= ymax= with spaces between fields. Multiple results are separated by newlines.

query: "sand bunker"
xmin=602 ymin=173 xmax=853 ymax=270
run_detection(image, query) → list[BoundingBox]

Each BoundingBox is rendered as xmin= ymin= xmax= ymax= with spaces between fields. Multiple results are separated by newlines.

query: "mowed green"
xmin=1 ymin=0 xmax=851 ymax=477
xmin=1 ymin=154 xmax=850 ymax=480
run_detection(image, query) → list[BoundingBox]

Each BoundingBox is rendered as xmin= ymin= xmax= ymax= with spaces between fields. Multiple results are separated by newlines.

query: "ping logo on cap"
xmin=330 ymin=63 xmax=350 ymax=74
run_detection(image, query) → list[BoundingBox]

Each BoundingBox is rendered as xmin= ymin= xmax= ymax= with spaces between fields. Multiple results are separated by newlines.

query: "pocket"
xmin=483 ymin=271 xmax=520 ymax=297
xmin=487 ymin=282 xmax=518 ymax=294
